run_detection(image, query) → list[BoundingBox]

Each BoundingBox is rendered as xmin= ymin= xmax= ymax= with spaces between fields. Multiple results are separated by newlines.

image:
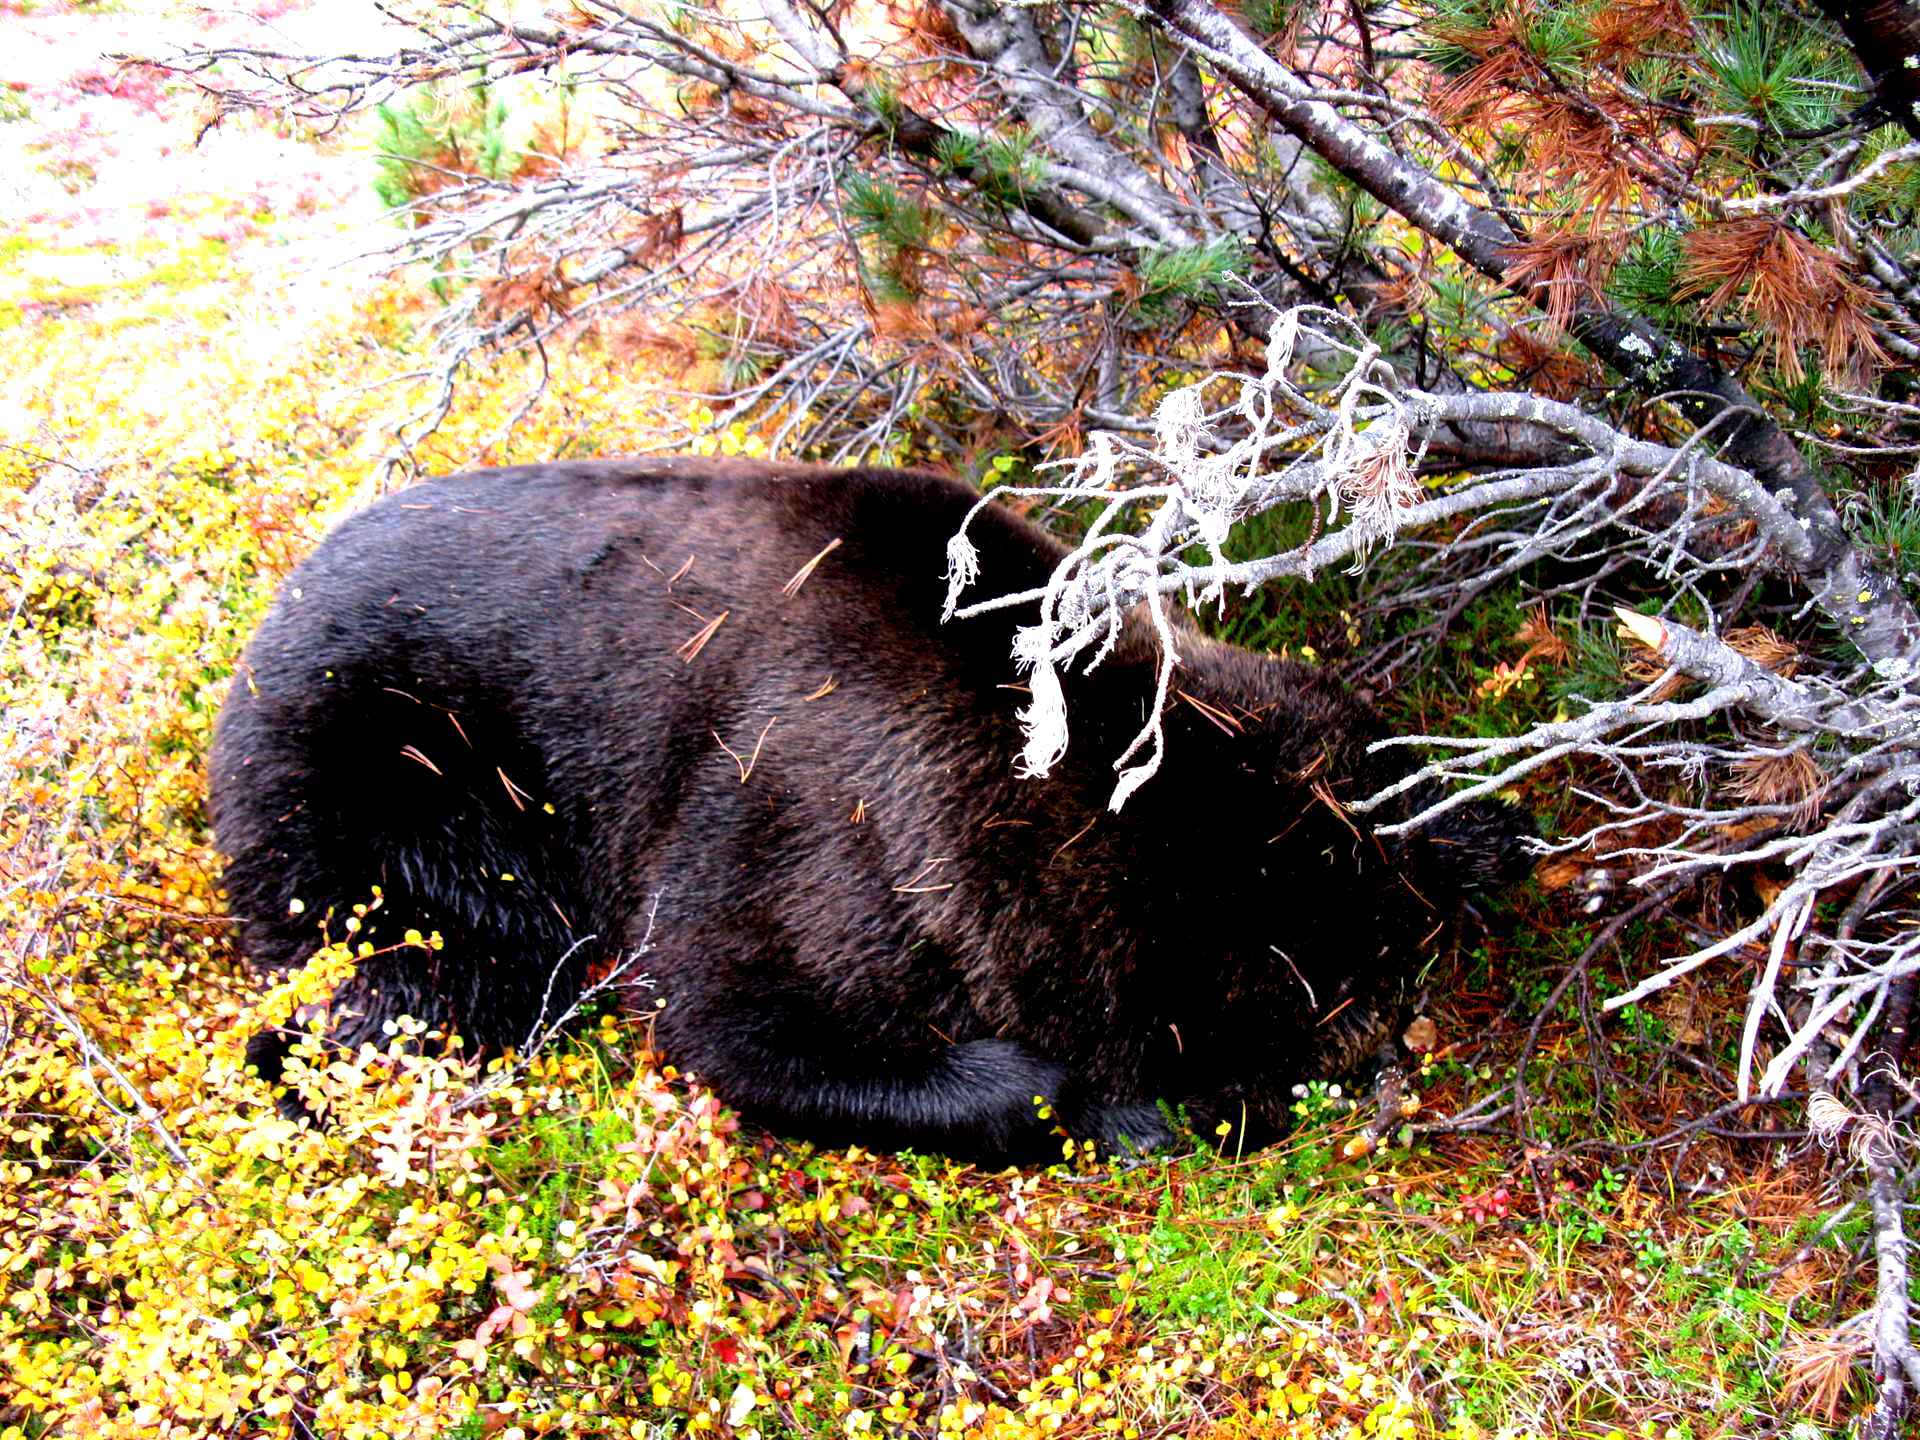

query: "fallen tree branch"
xmin=1810 ymin=1088 xmax=1920 ymax=1437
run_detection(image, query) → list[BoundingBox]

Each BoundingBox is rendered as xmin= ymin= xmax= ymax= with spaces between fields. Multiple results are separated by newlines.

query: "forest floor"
xmin=0 ymin=4 xmax=1886 ymax=1439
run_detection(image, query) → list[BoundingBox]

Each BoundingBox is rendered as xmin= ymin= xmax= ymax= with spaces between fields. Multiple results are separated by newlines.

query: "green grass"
xmin=1192 ymin=503 xmax=1362 ymax=656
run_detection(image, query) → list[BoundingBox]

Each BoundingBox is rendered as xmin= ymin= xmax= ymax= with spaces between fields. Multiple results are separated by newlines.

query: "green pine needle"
xmin=1133 ymin=237 xmax=1249 ymax=317
xmin=1704 ymin=3 xmax=1853 ymax=140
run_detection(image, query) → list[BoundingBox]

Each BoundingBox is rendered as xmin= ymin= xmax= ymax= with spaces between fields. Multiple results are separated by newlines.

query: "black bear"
xmin=210 ymin=458 xmax=1528 ymax=1159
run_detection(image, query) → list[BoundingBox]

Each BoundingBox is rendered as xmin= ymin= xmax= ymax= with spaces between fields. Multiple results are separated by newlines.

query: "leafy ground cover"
xmin=0 ymin=4 xmax=1888 ymax=1437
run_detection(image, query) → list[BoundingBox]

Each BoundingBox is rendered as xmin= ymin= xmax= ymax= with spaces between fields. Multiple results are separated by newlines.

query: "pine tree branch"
xmin=1612 ymin=609 xmax=1916 ymax=742
xmin=760 ymin=0 xmax=1111 ymax=247
xmin=940 ymin=0 xmax=1197 ymax=246
xmin=1135 ymin=0 xmax=1920 ymax=680
xmin=1162 ymin=46 xmax=1258 ymax=235
xmin=1862 ymin=1134 xmax=1920 ymax=1439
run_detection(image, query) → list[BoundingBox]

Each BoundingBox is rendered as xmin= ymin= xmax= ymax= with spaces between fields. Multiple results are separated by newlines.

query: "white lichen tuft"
xmin=1107 ymin=760 xmax=1156 ymax=811
xmin=1807 ymin=1090 xmax=1853 ymax=1147
xmin=1330 ymin=411 xmax=1419 ymax=573
xmin=1155 ymin=384 xmax=1210 ymax=470
xmin=941 ymin=530 xmax=980 ymax=621
xmin=1012 ymin=625 xmax=1070 ymax=777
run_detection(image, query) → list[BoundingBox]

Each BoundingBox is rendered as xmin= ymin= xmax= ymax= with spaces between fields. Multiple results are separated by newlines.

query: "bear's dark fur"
xmin=211 ymin=458 xmax=1529 ymax=1160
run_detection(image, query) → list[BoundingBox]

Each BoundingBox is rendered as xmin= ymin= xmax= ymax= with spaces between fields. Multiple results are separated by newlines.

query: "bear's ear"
xmin=1406 ymin=797 xmax=1536 ymax=894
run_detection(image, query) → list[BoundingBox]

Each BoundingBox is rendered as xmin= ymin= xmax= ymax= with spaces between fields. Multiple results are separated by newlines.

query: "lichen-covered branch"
xmin=1136 ymin=0 xmax=1920 ymax=678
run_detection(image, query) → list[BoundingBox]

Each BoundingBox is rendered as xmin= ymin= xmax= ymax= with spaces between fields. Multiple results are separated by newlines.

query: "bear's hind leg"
xmin=656 ymin=986 xmax=1071 ymax=1162
xmin=740 ymin=1034 xmax=1070 ymax=1163
xmin=236 ymin=845 xmax=585 ymax=1120
xmin=220 ymin=688 xmax=588 ymax=1116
